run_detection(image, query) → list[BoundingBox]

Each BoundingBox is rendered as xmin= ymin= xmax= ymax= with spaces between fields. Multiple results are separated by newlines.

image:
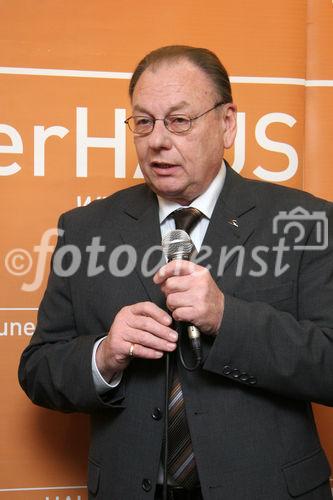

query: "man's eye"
xmin=135 ymin=117 xmax=152 ymax=126
xmin=169 ymin=116 xmax=189 ymax=124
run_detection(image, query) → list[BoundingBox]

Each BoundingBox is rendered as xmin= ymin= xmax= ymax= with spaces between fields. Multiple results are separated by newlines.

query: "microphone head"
xmin=162 ymin=229 xmax=193 ymax=261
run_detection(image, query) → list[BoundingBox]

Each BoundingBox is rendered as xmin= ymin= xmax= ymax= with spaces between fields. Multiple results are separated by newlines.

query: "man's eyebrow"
xmin=132 ymin=101 xmax=190 ymax=115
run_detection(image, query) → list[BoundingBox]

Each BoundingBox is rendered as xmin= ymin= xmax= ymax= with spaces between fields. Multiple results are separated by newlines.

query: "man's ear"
xmin=222 ymin=103 xmax=237 ymax=149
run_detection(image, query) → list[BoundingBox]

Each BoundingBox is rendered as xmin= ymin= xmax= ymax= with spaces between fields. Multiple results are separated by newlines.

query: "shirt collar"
xmin=157 ymin=162 xmax=226 ymax=224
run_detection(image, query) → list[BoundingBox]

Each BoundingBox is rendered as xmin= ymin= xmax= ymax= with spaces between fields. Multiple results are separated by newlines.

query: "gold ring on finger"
xmin=129 ymin=343 xmax=135 ymax=358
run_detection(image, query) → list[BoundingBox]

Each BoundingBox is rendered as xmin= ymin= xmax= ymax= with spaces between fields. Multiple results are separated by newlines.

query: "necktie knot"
xmin=172 ymin=207 xmax=203 ymax=234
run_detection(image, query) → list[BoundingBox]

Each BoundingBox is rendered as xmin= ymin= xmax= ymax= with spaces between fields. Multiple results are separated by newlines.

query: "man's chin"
xmin=149 ymin=183 xmax=195 ymax=205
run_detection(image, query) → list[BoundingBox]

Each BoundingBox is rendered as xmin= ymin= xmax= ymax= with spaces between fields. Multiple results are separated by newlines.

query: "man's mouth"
xmin=150 ymin=162 xmax=179 ymax=169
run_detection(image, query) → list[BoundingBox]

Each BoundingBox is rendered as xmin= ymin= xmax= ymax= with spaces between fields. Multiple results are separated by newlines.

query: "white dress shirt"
xmin=92 ymin=163 xmax=226 ymax=393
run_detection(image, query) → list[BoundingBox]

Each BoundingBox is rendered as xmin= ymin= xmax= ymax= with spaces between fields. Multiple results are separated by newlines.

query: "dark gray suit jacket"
xmin=19 ymin=166 xmax=333 ymax=499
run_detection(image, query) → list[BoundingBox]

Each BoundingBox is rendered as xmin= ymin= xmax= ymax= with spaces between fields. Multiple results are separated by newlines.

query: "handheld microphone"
xmin=161 ymin=229 xmax=202 ymax=363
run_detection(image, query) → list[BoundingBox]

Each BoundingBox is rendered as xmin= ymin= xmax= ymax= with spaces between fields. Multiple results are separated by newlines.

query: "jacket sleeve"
xmin=18 ymin=214 xmax=125 ymax=413
xmin=204 ymin=201 xmax=333 ymax=405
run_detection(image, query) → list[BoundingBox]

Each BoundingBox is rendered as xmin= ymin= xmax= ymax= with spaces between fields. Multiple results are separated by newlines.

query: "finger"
xmin=130 ymin=301 xmax=172 ymax=325
xmin=172 ymin=306 xmax=196 ymax=324
xmin=130 ymin=315 xmax=178 ymax=341
xmin=160 ymin=275 xmax=191 ymax=295
xmin=128 ymin=343 xmax=165 ymax=360
xmin=153 ymin=260 xmax=197 ymax=284
xmin=127 ymin=328 xmax=177 ymax=352
xmin=166 ymin=291 xmax=194 ymax=312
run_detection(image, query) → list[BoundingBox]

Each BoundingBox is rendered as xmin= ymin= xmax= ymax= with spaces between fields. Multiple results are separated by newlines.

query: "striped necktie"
xmin=167 ymin=207 xmax=202 ymax=488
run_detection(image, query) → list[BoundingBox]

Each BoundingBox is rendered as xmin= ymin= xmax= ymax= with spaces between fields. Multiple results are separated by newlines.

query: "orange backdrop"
xmin=1 ymin=1 xmax=333 ymax=498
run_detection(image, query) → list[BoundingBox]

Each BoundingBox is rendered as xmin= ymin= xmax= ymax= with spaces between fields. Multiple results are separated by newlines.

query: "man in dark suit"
xmin=19 ymin=46 xmax=333 ymax=499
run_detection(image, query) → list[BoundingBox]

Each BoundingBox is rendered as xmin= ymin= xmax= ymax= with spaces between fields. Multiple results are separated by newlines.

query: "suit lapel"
xmin=197 ymin=166 xmax=258 ymax=362
xmin=198 ymin=166 xmax=257 ymax=281
xmin=118 ymin=186 xmax=166 ymax=308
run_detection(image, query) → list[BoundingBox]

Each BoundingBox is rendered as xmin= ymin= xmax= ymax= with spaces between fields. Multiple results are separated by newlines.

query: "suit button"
xmin=232 ymin=368 xmax=240 ymax=378
xmin=223 ymin=365 xmax=232 ymax=375
xmin=248 ymin=376 xmax=257 ymax=385
xmin=142 ymin=478 xmax=152 ymax=492
xmin=152 ymin=407 xmax=162 ymax=420
xmin=239 ymin=372 xmax=249 ymax=382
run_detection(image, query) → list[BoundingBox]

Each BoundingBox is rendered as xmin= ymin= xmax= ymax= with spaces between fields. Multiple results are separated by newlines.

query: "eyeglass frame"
xmin=124 ymin=101 xmax=224 ymax=135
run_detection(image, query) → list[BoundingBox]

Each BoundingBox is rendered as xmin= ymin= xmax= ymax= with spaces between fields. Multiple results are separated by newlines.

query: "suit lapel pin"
xmin=228 ymin=219 xmax=239 ymax=228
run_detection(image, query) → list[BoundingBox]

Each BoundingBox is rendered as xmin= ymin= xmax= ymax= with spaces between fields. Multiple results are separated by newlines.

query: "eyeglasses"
xmin=124 ymin=101 xmax=224 ymax=135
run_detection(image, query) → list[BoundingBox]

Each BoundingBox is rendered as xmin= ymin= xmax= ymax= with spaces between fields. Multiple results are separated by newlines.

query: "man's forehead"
xmin=132 ymin=61 xmax=216 ymax=110
xmin=132 ymin=100 xmax=191 ymax=114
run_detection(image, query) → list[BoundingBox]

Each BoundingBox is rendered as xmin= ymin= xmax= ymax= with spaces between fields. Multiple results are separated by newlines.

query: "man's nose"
xmin=147 ymin=119 xmax=173 ymax=149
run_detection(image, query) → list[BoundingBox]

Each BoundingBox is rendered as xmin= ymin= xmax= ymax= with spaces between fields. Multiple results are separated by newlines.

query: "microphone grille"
xmin=162 ymin=229 xmax=193 ymax=260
